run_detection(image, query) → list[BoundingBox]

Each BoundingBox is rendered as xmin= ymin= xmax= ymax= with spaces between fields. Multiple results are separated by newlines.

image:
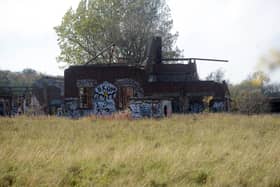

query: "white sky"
xmin=0 ymin=0 xmax=280 ymax=83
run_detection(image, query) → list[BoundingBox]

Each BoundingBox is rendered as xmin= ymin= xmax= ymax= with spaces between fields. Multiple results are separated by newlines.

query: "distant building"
xmin=32 ymin=76 xmax=64 ymax=115
xmin=0 ymin=86 xmax=33 ymax=116
xmin=0 ymin=76 xmax=64 ymax=116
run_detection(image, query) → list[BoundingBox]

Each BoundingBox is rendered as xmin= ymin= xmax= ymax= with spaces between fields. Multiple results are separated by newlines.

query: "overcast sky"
xmin=0 ymin=0 xmax=280 ymax=83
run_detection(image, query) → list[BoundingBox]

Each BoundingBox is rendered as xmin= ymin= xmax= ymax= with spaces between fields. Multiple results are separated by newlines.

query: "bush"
xmin=236 ymin=89 xmax=270 ymax=114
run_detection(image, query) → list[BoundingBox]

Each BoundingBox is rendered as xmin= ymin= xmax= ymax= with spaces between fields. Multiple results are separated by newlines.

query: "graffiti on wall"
xmin=115 ymin=79 xmax=144 ymax=97
xmin=129 ymin=102 xmax=142 ymax=118
xmin=211 ymin=101 xmax=225 ymax=112
xmin=77 ymin=79 xmax=97 ymax=88
xmin=65 ymin=98 xmax=80 ymax=118
xmin=152 ymin=103 xmax=162 ymax=117
xmin=129 ymin=100 xmax=165 ymax=118
xmin=190 ymin=103 xmax=204 ymax=113
xmin=130 ymin=102 xmax=151 ymax=118
xmin=141 ymin=103 xmax=152 ymax=117
xmin=93 ymin=81 xmax=117 ymax=115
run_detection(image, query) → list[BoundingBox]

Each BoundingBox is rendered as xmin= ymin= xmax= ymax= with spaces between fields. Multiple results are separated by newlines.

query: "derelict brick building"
xmin=64 ymin=37 xmax=230 ymax=115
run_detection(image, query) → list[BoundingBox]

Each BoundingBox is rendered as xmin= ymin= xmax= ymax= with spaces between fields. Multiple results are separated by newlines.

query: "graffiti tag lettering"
xmin=93 ymin=81 xmax=117 ymax=115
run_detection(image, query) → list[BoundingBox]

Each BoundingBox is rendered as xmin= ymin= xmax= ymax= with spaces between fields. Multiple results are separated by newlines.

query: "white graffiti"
xmin=93 ymin=81 xmax=117 ymax=115
xmin=77 ymin=79 xmax=97 ymax=88
xmin=65 ymin=98 xmax=80 ymax=118
xmin=94 ymin=81 xmax=117 ymax=100
xmin=94 ymin=100 xmax=116 ymax=115
xmin=130 ymin=102 xmax=142 ymax=118
xmin=129 ymin=100 xmax=162 ymax=118
xmin=152 ymin=103 xmax=162 ymax=117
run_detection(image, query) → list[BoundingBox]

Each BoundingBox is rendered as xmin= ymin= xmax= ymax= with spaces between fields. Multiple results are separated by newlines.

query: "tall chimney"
xmin=145 ymin=36 xmax=162 ymax=64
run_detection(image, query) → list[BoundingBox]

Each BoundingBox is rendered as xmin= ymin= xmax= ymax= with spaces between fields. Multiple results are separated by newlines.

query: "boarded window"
xmin=119 ymin=87 xmax=134 ymax=109
xmin=79 ymin=87 xmax=92 ymax=109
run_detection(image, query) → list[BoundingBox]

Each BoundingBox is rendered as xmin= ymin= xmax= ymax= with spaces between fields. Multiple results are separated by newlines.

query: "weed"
xmin=0 ymin=174 xmax=16 ymax=187
xmin=149 ymin=180 xmax=167 ymax=187
xmin=60 ymin=165 xmax=83 ymax=187
xmin=194 ymin=171 xmax=208 ymax=185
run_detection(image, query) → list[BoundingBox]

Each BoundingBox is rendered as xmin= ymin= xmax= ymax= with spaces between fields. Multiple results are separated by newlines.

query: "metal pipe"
xmin=85 ymin=43 xmax=115 ymax=65
xmin=162 ymin=58 xmax=228 ymax=63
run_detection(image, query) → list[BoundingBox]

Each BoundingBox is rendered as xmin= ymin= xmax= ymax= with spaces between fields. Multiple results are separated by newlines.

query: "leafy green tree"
xmin=0 ymin=71 xmax=10 ymax=86
xmin=54 ymin=0 xmax=181 ymax=65
xmin=0 ymin=69 xmax=42 ymax=87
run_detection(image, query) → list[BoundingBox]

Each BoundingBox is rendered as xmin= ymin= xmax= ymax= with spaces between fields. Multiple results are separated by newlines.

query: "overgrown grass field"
xmin=1 ymin=114 xmax=280 ymax=186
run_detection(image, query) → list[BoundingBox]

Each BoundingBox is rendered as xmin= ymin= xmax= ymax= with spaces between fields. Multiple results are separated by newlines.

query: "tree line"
xmin=206 ymin=69 xmax=280 ymax=114
xmin=0 ymin=69 xmax=43 ymax=87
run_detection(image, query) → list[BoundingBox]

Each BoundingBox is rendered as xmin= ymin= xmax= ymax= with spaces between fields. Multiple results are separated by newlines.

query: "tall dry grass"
xmin=0 ymin=114 xmax=280 ymax=186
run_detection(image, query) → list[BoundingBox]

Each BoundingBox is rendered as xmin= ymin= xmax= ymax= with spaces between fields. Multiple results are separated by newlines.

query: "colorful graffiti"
xmin=129 ymin=99 xmax=170 ymax=118
xmin=93 ymin=81 xmax=117 ymax=115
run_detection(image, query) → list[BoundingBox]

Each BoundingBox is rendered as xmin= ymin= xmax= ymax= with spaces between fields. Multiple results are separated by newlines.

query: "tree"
xmin=54 ymin=0 xmax=181 ymax=65
xmin=233 ymin=88 xmax=269 ymax=114
xmin=0 ymin=71 xmax=10 ymax=86
xmin=0 ymin=69 xmax=42 ymax=87
xmin=243 ymin=71 xmax=270 ymax=88
xmin=229 ymin=71 xmax=270 ymax=114
xmin=205 ymin=69 xmax=225 ymax=83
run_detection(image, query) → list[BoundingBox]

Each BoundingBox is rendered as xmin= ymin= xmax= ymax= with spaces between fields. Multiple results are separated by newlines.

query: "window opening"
xmin=79 ymin=87 xmax=92 ymax=109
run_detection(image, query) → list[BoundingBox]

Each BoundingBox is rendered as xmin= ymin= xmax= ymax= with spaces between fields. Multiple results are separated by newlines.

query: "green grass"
xmin=0 ymin=114 xmax=280 ymax=186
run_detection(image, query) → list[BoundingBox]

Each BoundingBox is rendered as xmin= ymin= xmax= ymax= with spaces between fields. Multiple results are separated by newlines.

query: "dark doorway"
xmin=164 ymin=105 xmax=167 ymax=117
